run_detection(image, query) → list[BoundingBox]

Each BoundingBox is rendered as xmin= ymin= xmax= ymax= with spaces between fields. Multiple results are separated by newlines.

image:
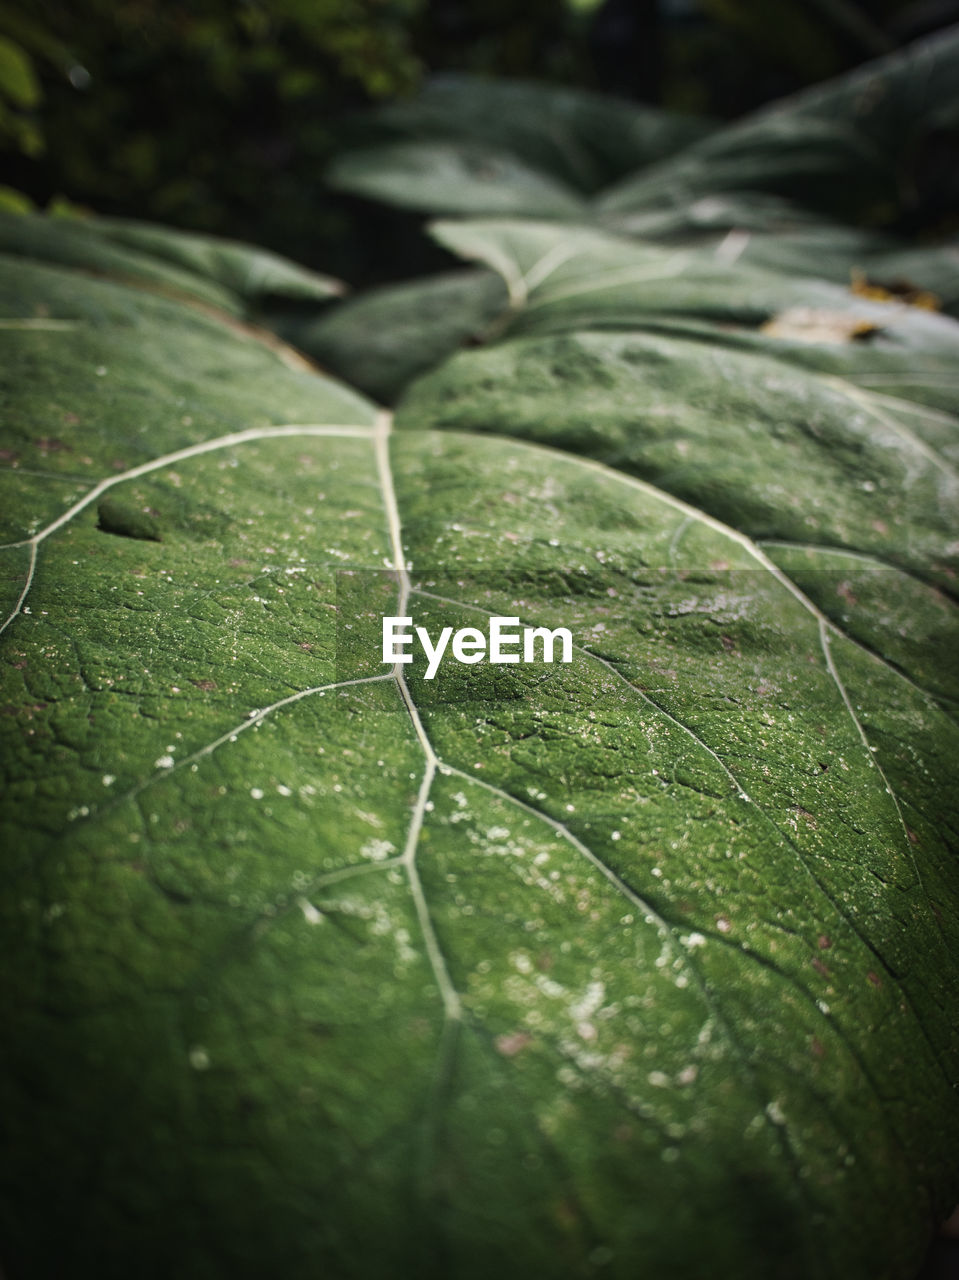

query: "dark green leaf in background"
xmin=330 ymin=29 xmax=959 ymax=237
xmin=280 ymin=268 xmax=507 ymax=404
xmin=0 ymin=210 xmax=344 ymax=316
xmin=600 ymin=24 xmax=959 ymax=226
xmin=328 ymin=139 xmax=589 ymax=219
xmin=339 ymin=74 xmax=715 ymax=195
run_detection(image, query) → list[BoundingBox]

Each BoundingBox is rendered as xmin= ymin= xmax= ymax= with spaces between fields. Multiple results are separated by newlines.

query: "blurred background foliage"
xmin=1 ymin=0 xmax=958 ymax=279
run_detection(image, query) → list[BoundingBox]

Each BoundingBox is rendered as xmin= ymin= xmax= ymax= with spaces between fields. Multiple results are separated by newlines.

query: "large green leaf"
xmin=327 ymin=139 xmax=589 ymax=219
xmin=597 ymin=25 xmax=959 ymax=225
xmin=400 ymin=322 xmax=956 ymax=555
xmin=342 ymin=74 xmax=714 ymax=194
xmin=427 ymin=218 xmax=959 ymax=415
xmin=0 ymin=211 xmax=344 ymax=317
xmin=2 ymin=218 xmax=958 ymax=1280
xmin=85 ymin=217 xmax=346 ymax=306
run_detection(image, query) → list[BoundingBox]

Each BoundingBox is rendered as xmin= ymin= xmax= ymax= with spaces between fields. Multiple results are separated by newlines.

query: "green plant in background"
xmin=327 ymin=26 xmax=959 ymax=230
xmin=1 ymin=28 xmax=959 ymax=1279
xmin=299 ymin=29 xmax=958 ymax=405
xmin=0 ymin=0 xmax=426 ymax=272
xmin=3 ymin=0 xmax=957 ymax=280
xmin=0 ymin=31 xmax=40 ymax=162
xmin=0 ymin=5 xmax=73 ymax=212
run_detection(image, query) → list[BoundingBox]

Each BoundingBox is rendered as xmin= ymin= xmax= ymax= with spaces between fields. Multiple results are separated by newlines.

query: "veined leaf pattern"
xmin=1 ymin=202 xmax=957 ymax=1280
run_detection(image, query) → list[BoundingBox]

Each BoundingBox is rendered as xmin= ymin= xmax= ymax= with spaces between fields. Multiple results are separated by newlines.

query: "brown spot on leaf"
xmin=818 ymin=935 xmax=832 ymax=950
xmin=191 ymin=679 xmax=217 ymax=692
xmin=867 ymin=971 xmax=882 ymax=988
xmin=812 ymin=958 xmax=830 ymax=978
xmin=849 ymin=269 xmax=941 ymax=312
xmin=761 ymin=307 xmax=882 ymax=345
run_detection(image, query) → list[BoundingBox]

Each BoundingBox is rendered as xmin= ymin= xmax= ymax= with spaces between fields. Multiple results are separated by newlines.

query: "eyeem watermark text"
xmin=383 ymin=616 xmax=573 ymax=680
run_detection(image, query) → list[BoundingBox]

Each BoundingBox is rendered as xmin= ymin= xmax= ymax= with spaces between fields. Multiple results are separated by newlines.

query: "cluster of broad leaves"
xmin=2 ymin=32 xmax=959 ymax=1280
xmin=316 ymin=28 xmax=959 ymax=401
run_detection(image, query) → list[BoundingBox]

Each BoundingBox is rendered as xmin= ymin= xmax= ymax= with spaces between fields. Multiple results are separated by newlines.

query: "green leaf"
xmin=0 ymin=211 xmax=344 ymax=317
xmin=602 ymin=190 xmax=885 ymax=246
xmin=676 ymin=224 xmax=892 ymax=288
xmin=398 ymin=324 xmax=959 ymax=582
xmin=87 ymin=217 xmax=346 ymax=306
xmin=327 ymin=140 xmax=588 ymax=218
xmin=426 ymin=217 xmax=864 ymax=325
xmin=2 ymin=219 xmax=959 ymax=1280
xmin=0 ymin=33 xmax=40 ymax=108
xmin=597 ymin=26 xmax=959 ymax=224
xmin=282 ymin=268 xmax=507 ymax=403
xmin=428 ymin=217 xmax=959 ymax=414
xmin=354 ymin=75 xmax=714 ymax=193
xmin=0 ymin=184 xmax=33 ymax=214
xmin=673 ymin=227 xmax=959 ymax=320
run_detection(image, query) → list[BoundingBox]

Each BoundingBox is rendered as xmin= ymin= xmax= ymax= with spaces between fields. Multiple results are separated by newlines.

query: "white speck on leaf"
xmin=298 ymin=898 xmax=324 ymax=925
